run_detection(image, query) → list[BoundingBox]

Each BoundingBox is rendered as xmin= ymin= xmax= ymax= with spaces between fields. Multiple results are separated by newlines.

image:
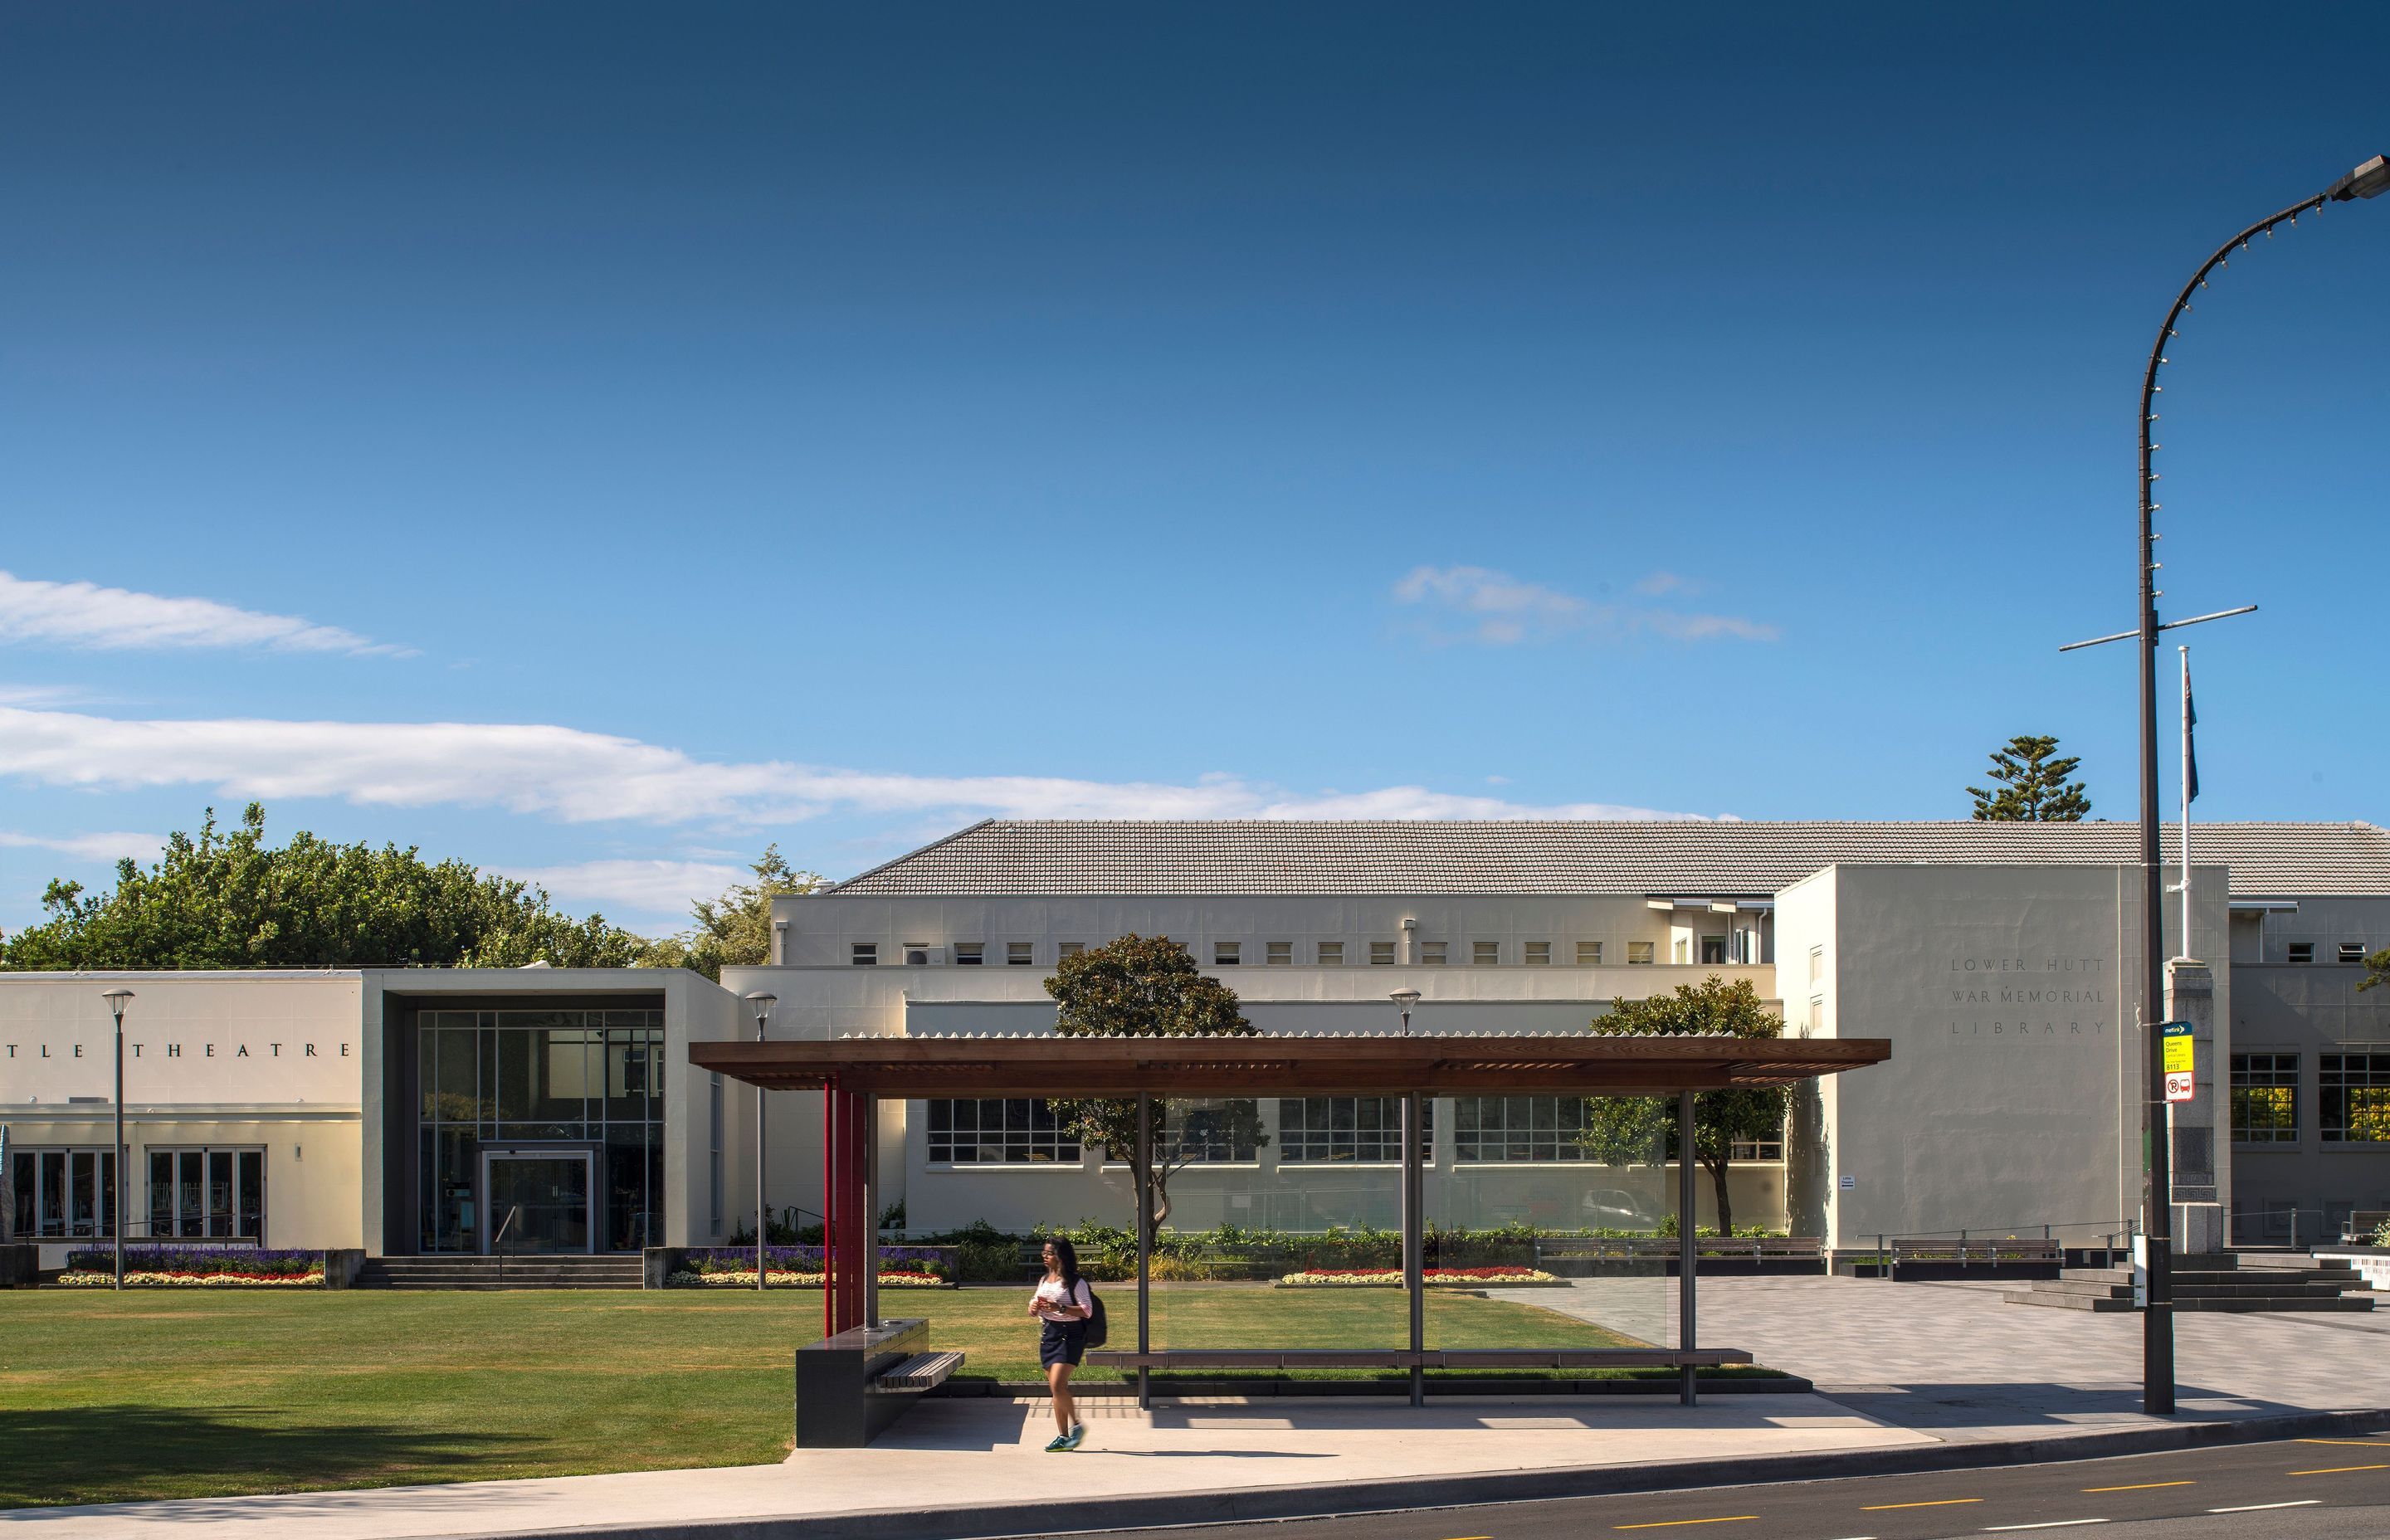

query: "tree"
xmin=0 ymin=804 xmax=654 ymax=970
xmin=2362 ymin=948 xmax=2390 ymax=997
xmin=642 ymin=846 xmax=823 ymax=981
xmin=1576 ymin=976 xmax=1789 ymax=1235
xmin=1968 ymin=734 xmax=2092 ymax=821
xmin=1040 ymin=934 xmax=1266 ymax=1243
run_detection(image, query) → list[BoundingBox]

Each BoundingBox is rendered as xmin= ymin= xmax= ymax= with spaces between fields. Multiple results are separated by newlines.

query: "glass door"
xmin=481 ymin=1153 xmax=593 ymax=1254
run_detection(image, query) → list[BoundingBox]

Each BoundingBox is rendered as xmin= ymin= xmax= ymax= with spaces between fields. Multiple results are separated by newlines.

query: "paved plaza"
xmin=8 ymin=1276 xmax=2388 ymax=1539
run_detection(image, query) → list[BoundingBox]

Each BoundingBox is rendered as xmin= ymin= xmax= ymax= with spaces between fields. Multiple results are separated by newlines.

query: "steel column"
xmin=1405 ymin=1089 xmax=1425 ymax=1408
xmin=862 ymin=1093 xmax=879 ymax=1328
xmin=1679 ymin=1089 xmax=1697 ymax=1408
xmin=1136 ymin=1091 xmax=1152 ymax=1412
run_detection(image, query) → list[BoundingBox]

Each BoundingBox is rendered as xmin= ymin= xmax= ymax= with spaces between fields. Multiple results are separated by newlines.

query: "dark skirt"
xmin=1040 ymin=1320 xmax=1088 ymax=1369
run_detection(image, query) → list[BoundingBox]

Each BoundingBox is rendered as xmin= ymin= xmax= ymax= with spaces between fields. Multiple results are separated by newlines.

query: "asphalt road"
xmin=1060 ymin=1433 xmax=2390 ymax=1539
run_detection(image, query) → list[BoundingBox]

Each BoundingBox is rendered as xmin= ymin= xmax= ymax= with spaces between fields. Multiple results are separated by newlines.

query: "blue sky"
xmin=3 ymin=4 xmax=2385 ymax=938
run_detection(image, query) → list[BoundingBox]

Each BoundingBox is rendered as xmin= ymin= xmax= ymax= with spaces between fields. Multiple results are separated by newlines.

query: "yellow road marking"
xmin=1861 ymin=1499 xmax=1981 ymax=1510
xmin=2290 ymin=1464 xmax=2390 ymax=1475
xmin=1612 ymin=1519 xmax=1757 ymax=1530
xmin=2083 ymin=1481 xmax=2194 ymax=1492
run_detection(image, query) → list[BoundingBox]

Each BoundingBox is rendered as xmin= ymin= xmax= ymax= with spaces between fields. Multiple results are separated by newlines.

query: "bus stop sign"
xmin=2162 ymin=1021 xmax=2195 ymax=1104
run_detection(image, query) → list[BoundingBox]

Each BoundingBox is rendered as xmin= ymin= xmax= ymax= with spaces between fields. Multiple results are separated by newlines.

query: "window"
xmin=144 ymin=1148 xmax=266 ymax=1240
xmin=1673 ymin=937 xmax=1691 ymax=964
xmin=2288 ymin=942 xmax=2315 ymax=964
xmin=1277 ymin=1098 xmax=1431 ymax=1162
xmin=1808 ymin=945 xmax=1823 ymax=986
xmin=709 ymin=1073 xmax=724 ymax=1236
xmin=1473 ymin=941 xmax=1500 ymax=966
xmin=1700 ymin=935 xmax=1727 ymax=965
xmin=1420 ymin=941 xmax=1448 ymax=966
xmin=1058 ymin=942 xmax=1085 ymax=959
xmin=1524 ymin=941 xmax=1551 ymax=966
xmin=925 ymin=1099 xmax=1081 ymax=1163
xmin=1729 ymin=1134 xmax=1786 ymax=1161
xmin=1007 ymin=942 xmax=1034 ymax=966
xmin=2341 ymin=943 xmax=2368 ymax=963
xmin=1266 ymin=941 xmax=1293 ymax=965
xmin=903 ymin=942 xmax=931 ymax=965
xmin=1453 ymin=1098 xmax=1592 ymax=1162
xmin=2320 ymin=1055 xmax=2390 ymax=1143
xmin=1165 ymin=1101 xmax=1262 ymax=1162
xmin=1370 ymin=941 xmax=1397 ymax=965
xmin=1213 ymin=942 xmax=1241 ymax=966
xmin=1577 ymin=941 xmax=1602 ymax=966
xmin=851 ymin=943 xmax=878 ymax=966
xmin=2231 ymin=1054 xmax=2300 ymax=1144
xmin=7 ymin=1148 xmax=116 ymax=1238
xmin=1317 ymin=941 xmax=1344 ymax=966
xmin=954 ymin=943 xmax=983 ymax=966
xmin=1627 ymin=942 xmax=1656 ymax=965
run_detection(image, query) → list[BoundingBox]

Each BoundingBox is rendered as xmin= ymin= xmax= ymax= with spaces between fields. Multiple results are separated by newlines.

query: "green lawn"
xmin=0 ymin=1284 xmax=1648 ymax=1509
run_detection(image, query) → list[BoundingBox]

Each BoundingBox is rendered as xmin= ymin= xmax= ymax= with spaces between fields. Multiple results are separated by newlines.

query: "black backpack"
xmin=1081 ymin=1282 xmax=1108 ymax=1348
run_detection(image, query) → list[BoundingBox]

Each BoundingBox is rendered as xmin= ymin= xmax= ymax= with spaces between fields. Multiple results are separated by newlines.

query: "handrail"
xmin=493 ymin=1205 xmax=521 ymax=1285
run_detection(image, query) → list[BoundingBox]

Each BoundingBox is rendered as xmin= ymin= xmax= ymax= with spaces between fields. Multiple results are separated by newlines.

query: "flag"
xmin=2184 ymin=665 xmax=2200 ymax=805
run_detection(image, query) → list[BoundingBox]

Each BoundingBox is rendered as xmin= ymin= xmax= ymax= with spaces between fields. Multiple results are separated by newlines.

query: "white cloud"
xmin=1393 ymin=565 xmax=1777 ymax=646
xmin=0 ymin=571 xmax=411 ymax=656
xmin=0 ymin=828 xmax=166 ymax=864
xmin=497 ymin=859 xmax=748 ymax=924
xmin=0 ymin=705 xmax=1710 ymax=827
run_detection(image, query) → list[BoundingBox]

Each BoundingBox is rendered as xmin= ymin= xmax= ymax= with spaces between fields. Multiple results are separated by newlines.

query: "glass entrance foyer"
xmin=416 ymin=1008 xmax=665 ymax=1254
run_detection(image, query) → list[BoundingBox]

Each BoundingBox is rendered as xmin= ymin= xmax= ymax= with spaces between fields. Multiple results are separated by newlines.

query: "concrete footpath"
xmin=7 ymin=1276 xmax=2388 ymax=1540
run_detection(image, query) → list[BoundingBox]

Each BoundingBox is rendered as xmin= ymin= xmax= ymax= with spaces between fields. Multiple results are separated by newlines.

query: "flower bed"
xmin=676 ymin=1245 xmax=952 ymax=1282
xmin=60 ymin=1247 xmax=324 ymax=1287
xmin=666 ymin=1269 xmax=953 ymax=1289
xmin=1275 ymin=1265 xmax=1564 ymax=1289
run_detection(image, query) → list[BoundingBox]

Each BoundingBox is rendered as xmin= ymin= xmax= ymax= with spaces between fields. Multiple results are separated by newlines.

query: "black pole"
xmin=1678 ymin=1090 xmax=1695 ymax=1407
xmin=1136 ymin=1091 xmax=1152 ymax=1412
xmin=112 ymin=1002 xmax=126 ymax=1292
xmin=2134 ymin=186 xmax=2329 ymax=1417
xmin=1405 ymin=1089 xmax=1424 ymax=1409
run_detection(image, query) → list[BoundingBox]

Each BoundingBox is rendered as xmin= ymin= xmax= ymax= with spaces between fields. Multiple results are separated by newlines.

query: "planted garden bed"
xmin=58 ymin=1247 xmax=324 ymax=1288
xmin=1275 ymin=1265 xmax=1565 ymax=1289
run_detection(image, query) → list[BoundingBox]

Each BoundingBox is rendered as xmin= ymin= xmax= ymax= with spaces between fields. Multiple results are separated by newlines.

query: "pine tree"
xmin=1968 ymin=735 xmax=2091 ymax=821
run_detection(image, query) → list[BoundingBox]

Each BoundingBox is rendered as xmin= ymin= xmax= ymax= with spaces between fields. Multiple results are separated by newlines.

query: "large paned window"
xmin=1453 ymin=1097 xmax=1593 ymax=1162
xmin=7 ymin=1148 xmax=115 ymax=1238
xmin=926 ymin=1099 xmax=1080 ymax=1164
xmin=147 ymin=1148 xmax=264 ymax=1239
xmin=2231 ymin=1054 xmax=2300 ymax=1144
xmin=2319 ymin=1054 xmax=2390 ymax=1143
xmin=1277 ymin=1098 xmax=1430 ymax=1162
xmin=416 ymin=1007 xmax=666 ymax=1254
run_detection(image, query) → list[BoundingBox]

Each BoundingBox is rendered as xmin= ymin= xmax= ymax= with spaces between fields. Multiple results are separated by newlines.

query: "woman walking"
xmin=1030 ymin=1236 xmax=1094 ymax=1450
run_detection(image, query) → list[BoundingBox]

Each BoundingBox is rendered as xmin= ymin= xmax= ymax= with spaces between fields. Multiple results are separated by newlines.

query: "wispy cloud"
xmin=0 ymin=828 xmax=167 ymax=865
xmin=496 ymin=859 xmax=749 ymax=924
xmin=1393 ymin=565 xmax=1777 ymax=646
xmin=0 ymin=705 xmax=1712 ymax=827
xmin=0 ymin=571 xmax=412 ymax=656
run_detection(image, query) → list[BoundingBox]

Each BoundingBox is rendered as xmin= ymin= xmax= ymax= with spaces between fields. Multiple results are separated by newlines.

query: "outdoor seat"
xmin=869 ymin=1349 xmax=965 ymax=1392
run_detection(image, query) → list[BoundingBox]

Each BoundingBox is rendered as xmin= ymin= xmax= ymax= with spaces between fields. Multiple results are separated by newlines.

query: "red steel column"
xmin=837 ymin=1088 xmax=868 ymax=1332
xmin=821 ymin=1082 xmax=837 ymax=1338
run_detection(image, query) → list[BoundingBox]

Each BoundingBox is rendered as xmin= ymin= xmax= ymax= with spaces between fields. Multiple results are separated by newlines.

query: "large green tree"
xmin=642 ymin=846 xmax=822 ymax=981
xmin=1576 ymin=976 xmax=1790 ymax=1235
xmin=2362 ymin=948 xmax=2390 ymax=997
xmin=0 ymin=804 xmax=654 ymax=970
xmin=1041 ymin=933 xmax=1266 ymax=1242
xmin=1968 ymin=734 xmax=2092 ymax=821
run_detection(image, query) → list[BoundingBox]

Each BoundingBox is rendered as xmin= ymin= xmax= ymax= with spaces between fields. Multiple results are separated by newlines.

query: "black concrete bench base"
xmin=796 ymin=1318 xmax=964 ymax=1446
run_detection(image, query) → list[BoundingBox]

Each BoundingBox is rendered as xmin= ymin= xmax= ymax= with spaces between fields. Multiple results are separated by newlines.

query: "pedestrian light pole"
xmin=742 ymin=991 xmax=778 ymax=1291
xmin=100 ymin=988 xmax=134 ymax=1291
xmin=2065 ymin=151 xmax=2387 ymax=1419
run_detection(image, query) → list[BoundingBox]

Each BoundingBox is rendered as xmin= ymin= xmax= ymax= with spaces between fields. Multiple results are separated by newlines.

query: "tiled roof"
xmin=828 ymin=820 xmax=2390 ymax=899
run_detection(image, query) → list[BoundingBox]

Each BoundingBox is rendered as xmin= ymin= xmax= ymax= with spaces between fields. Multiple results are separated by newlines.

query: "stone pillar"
xmin=2165 ymin=958 xmax=2225 ymax=1257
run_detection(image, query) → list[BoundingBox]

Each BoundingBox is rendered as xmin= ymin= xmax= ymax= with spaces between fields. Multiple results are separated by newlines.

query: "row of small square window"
xmin=2230 ymin=1052 xmax=2390 ymax=1143
xmin=855 ymin=940 xmax=1668 ymax=967
xmin=2284 ymin=943 xmax=2375 ymax=964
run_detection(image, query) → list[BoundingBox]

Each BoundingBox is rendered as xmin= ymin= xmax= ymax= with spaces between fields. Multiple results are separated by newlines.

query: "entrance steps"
xmin=2003 ymin=1252 xmax=2374 ymax=1313
xmin=358 ymin=1255 xmax=646 ymax=1291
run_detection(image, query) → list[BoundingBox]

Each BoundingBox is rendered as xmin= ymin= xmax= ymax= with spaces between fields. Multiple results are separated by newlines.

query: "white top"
xmin=1033 ymin=1275 xmax=1094 ymax=1324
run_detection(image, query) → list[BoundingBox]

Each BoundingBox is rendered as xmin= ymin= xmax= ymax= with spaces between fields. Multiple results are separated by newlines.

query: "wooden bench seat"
xmin=1889 ymin=1237 xmax=2061 ymax=1265
xmin=1085 ymin=1347 xmax=1751 ymax=1371
xmin=869 ymin=1350 xmax=966 ymax=1393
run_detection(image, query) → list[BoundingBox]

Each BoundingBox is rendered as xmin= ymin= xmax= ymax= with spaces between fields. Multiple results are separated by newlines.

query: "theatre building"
xmin=5 ymin=819 xmax=2388 ymax=1265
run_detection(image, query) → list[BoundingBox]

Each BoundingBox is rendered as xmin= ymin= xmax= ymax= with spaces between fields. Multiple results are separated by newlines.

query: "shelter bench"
xmin=794 ymin=1317 xmax=964 ymax=1447
xmin=1885 ymin=1236 xmax=2062 ymax=1274
xmin=1086 ymin=1348 xmax=1751 ymax=1371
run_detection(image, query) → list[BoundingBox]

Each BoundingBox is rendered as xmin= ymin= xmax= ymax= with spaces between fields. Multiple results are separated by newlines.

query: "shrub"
xmin=63 ymin=1246 xmax=320 ymax=1279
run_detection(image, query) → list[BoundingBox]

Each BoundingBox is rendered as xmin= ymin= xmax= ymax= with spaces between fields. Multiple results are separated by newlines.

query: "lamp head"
xmin=2328 ymin=154 xmax=2390 ymax=202
xmin=742 ymin=990 xmax=778 ymax=1020
xmin=100 ymin=988 xmax=134 ymax=1013
xmin=1388 ymin=989 xmax=1422 ymax=1011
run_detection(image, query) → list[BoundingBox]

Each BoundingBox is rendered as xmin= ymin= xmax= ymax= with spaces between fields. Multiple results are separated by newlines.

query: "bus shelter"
xmin=690 ymin=1032 xmax=1889 ymax=1408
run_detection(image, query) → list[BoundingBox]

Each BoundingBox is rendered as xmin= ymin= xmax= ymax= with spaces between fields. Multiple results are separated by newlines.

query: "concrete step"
xmin=2003 ymin=1289 xmax=2136 ymax=1312
xmin=2178 ymin=1296 xmax=2375 ymax=1313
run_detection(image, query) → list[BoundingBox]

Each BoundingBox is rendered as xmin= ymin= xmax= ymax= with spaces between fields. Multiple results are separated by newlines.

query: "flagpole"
xmin=2179 ymin=646 xmax=2192 ymax=962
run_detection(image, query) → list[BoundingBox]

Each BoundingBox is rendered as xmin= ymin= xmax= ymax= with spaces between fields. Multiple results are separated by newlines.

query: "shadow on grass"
xmin=0 ymin=1405 xmax=538 ymax=1511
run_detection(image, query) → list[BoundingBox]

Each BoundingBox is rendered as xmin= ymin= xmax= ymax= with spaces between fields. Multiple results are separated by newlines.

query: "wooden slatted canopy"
xmin=688 ymin=1032 xmax=1889 ymax=1096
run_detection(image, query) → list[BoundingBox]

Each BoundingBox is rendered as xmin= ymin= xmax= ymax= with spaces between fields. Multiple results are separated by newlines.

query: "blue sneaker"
xmin=1045 ymin=1432 xmax=1072 ymax=1452
xmin=1065 ymin=1422 xmax=1086 ymax=1450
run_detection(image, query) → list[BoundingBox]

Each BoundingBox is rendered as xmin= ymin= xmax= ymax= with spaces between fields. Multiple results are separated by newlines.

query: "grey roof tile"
xmin=827 ymin=819 xmax=2390 ymax=899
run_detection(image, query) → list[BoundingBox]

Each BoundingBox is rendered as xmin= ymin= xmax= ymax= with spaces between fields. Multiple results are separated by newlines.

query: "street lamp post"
xmin=742 ymin=992 xmax=778 ymax=1292
xmin=100 ymin=989 xmax=134 ymax=1292
xmin=2126 ymin=153 xmax=2386 ymax=1418
xmin=1388 ymin=989 xmax=1425 ymax=1406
